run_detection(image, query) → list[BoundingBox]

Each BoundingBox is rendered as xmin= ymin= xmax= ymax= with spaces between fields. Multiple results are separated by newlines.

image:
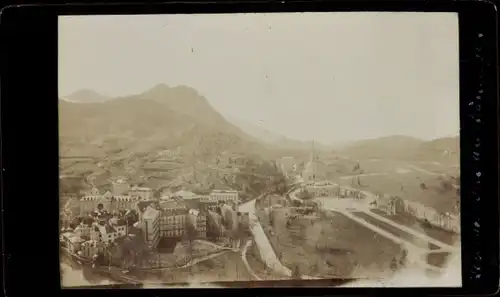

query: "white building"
xmin=79 ymin=191 xmax=141 ymax=215
xmin=112 ymin=178 xmax=130 ymax=196
xmin=304 ymin=181 xmax=340 ymax=197
xmin=172 ymin=190 xmax=200 ymax=200
xmin=209 ymin=190 xmax=239 ymax=204
xmin=90 ymin=222 xmax=127 ymax=244
xmin=129 ymin=185 xmax=153 ymax=200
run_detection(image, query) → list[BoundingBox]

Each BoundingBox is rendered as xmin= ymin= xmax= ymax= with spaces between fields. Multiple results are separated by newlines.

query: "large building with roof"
xmin=79 ymin=188 xmax=145 ymax=216
xmin=129 ymin=185 xmax=153 ymax=200
xmin=207 ymin=190 xmax=239 ymax=204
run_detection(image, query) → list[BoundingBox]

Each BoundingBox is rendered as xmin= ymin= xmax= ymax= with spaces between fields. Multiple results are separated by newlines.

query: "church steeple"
xmin=310 ymin=141 xmax=316 ymax=182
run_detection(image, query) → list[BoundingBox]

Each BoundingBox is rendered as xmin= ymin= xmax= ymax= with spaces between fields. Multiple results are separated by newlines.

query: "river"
xmin=60 ymin=262 xmax=118 ymax=287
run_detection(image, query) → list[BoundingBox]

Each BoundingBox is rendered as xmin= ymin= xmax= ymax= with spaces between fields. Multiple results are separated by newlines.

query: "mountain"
xmin=227 ymin=117 xmax=336 ymax=152
xmin=59 ymin=84 xmax=264 ymax=160
xmin=62 ymin=89 xmax=110 ymax=103
xmin=226 ymin=117 xmax=286 ymax=144
xmin=418 ymin=136 xmax=459 ymax=154
xmin=340 ymin=135 xmax=424 ymax=159
xmin=340 ymin=135 xmax=460 ymax=161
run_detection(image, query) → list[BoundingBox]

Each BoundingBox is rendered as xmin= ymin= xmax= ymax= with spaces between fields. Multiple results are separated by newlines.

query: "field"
xmin=336 ymin=162 xmax=459 ymax=214
xmin=258 ymin=207 xmax=403 ymax=278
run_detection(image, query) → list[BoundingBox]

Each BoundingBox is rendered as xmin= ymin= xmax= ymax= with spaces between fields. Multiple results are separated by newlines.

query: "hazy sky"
xmin=59 ymin=13 xmax=459 ymax=143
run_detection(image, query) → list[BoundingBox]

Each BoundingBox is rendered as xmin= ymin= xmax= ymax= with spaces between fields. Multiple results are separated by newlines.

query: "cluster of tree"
xmin=296 ymin=189 xmax=313 ymax=200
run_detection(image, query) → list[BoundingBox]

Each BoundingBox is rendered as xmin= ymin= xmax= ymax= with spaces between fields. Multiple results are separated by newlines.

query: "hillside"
xmin=58 ymin=84 xmax=273 ymax=182
xmin=227 ymin=117 xmax=338 ymax=153
xmin=340 ymin=135 xmax=459 ymax=162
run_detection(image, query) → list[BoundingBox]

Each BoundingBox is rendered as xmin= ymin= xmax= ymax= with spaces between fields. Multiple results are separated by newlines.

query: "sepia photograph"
xmin=58 ymin=12 xmax=461 ymax=288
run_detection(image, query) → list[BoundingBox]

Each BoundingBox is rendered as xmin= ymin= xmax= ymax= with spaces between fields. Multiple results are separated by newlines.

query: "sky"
xmin=59 ymin=12 xmax=459 ymax=144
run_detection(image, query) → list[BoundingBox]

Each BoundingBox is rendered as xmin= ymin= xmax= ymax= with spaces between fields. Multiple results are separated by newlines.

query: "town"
xmin=60 ymin=143 xmax=461 ymax=286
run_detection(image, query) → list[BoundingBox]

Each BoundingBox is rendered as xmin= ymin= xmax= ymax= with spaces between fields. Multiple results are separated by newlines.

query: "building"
xmin=209 ymin=190 xmax=239 ymax=204
xmin=61 ymin=232 xmax=85 ymax=253
xmin=141 ymin=206 xmax=160 ymax=249
xmin=199 ymin=200 xmax=218 ymax=212
xmin=159 ymin=208 xmax=188 ymax=238
xmin=80 ymin=191 xmax=141 ymax=215
xmin=80 ymin=240 xmax=106 ymax=259
xmin=79 ymin=191 xmax=114 ymax=215
xmin=129 ymin=186 xmax=153 ymax=200
xmin=188 ymin=209 xmax=207 ymax=238
xmin=74 ymin=224 xmax=93 ymax=239
xmin=114 ymin=195 xmax=141 ymax=211
xmin=304 ymin=181 xmax=340 ymax=197
xmin=112 ymin=178 xmax=130 ymax=196
xmin=84 ymin=187 xmax=101 ymax=196
xmin=90 ymin=221 xmax=127 ymax=244
xmin=173 ymin=190 xmax=200 ymax=200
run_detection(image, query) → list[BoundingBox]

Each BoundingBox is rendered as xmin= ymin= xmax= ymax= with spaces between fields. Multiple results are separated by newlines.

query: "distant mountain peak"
xmin=63 ymin=89 xmax=109 ymax=103
xmin=147 ymin=83 xmax=171 ymax=93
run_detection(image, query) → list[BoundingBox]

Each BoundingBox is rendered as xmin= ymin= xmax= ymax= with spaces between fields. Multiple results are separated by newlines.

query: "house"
xmin=90 ymin=222 xmax=126 ymax=244
xmin=61 ymin=232 xmax=85 ymax=253
xmin=74 ymin=223 xmax=93 ymax=239
xmin=80 ymin=240 xmax=106 ymax=259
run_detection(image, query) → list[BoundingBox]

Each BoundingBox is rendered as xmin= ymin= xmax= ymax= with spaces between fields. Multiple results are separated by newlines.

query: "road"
xmin=239 ymin=199 xmax=292 ymax=277
xmin=290 ymin=177 xmax=459 ymax=272
xmin=240 ymin=240 xmax=262 ymax=281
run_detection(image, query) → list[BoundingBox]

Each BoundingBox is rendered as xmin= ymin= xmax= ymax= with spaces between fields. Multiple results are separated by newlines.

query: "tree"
xmin=292 ymin=264 xmax=301 ymax=279
xmin=184 ymin=222 xmax=197 ymax=263
xmin=296 ymin=189 xmax=313 ymax=200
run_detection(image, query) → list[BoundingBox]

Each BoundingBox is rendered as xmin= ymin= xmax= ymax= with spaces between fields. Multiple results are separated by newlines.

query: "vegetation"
xmin=258 ymin=207 xmax=402 ymax=278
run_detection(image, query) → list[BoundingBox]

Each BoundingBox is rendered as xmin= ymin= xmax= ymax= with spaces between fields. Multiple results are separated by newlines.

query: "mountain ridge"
xmin=59 ymin=84 xmax=264 ymax=160
xmin=62 ymin=89 xmax=110 ymax=103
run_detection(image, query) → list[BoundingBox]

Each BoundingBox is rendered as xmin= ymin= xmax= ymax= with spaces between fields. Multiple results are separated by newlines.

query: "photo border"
xmin=1 ymin=1 xmax=498 ymax=296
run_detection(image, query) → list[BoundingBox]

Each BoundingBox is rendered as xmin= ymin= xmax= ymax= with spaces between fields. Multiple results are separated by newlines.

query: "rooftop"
xmin=68 ymin=236 xmax=85 ymax=244
xmin=142 ymin=206 xmax=160 ymax=220
xmin=173 ymin=190 xmax=198 ymax=199
xmin=94 ymin=224 xmax=117 ymax=234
